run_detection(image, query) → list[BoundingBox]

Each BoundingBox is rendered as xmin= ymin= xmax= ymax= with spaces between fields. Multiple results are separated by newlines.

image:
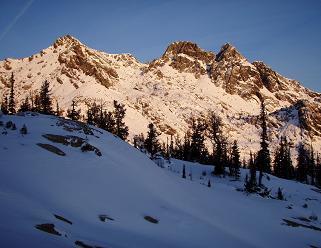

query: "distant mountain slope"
xmin=0 ymin=113 xmax=320 ymax=247
xmin=0 ymin=35 xmax=320 ymax=158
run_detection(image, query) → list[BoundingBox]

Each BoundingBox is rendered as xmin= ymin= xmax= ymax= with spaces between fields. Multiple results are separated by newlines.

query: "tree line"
xmin=1 ymin=73 xmax=321 ymax=189
xmin=1 ymin=73 xmax=129 ymax=141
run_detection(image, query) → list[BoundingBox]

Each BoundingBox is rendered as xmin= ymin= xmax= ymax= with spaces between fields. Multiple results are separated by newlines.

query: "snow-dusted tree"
xmin=39 ymin=80 xmax=53 ymax=115
xmin=273 ymin=136 xmax=294 ymax=180
xmin=55 ymin=101 xmax=61 ymax=116
xmin=230 ymin=140 xmax=241 ymax=180
xmin=8 ymin=73 xmax=16 ymax=114
xmin=190 ymin=117 xmax=207 ymax=162
xmin=308 ymin=145 xmax=316 ymax=185
xmin=245 ymin=152 xmax=258 ymax=193
xmin=1 ymin=95 xmax=9 ymax=115
xmin=102 ymin=110 xmax=115 ymax=133
xmin=296 ymin=143 xmax=309 ymax=183
xmin=67 ymin=100 xmax=81 ymax=121
xmin=113 ymin=100 xmax=129 ymax=141
xmin=316 ymin=154 xmax=321 ymax=188
xmin=182 ymin=164 xmax=186 ymax=179
xmin=19 ymin=97 xmax=31 ymax=112
xmin=207 ymin=111 xmax=226 ymax=175
xmin=256 ymin=100 xmax=271 ymax=186
xmin=20 ymin=124 xmax=28 ymax=135
xmin=144 ymin=123 xmax=160 ymax=159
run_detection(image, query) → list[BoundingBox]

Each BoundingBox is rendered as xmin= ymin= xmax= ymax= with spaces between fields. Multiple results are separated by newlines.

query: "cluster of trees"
xmin=85 ymin=100 xmax=129 ymax=140
xmin=134 ymin=99 xmax=321 ymax=190
xmin=133 ymin=111 xmax=242 ymax=180
xmin=1 ymin=73 xmax=129 ymax=141
xmin=1 ymin=75 xmax=54 ymax=115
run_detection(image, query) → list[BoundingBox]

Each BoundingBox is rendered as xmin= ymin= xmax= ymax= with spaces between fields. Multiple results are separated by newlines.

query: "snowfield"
xmin=0 ymin=113 xmax=320 ymax=248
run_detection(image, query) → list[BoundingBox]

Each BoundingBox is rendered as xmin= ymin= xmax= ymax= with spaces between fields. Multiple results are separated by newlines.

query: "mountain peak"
xmin=162 ymin=41 xmax=215 ymax=63
xmin=53 ymin=34 xmax=82 ymax=48
xmin=215 ymin=43 xmax=245 ymax=62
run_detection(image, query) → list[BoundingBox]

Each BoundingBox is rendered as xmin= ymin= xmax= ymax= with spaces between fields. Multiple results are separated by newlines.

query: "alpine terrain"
xmin=0 ymin=113 xmax=320 ymax=247
xmin=1 ymin=35 xmax=321 ymax=158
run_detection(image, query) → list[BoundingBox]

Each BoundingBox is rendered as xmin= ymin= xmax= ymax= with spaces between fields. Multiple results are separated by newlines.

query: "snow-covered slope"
xmin=0 ymin=35 xmax=321 ymax=158
xmin=0 ymin=114 xmax=320 ymax=247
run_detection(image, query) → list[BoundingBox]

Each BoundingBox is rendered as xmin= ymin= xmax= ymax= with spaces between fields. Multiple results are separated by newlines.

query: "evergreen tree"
xmin=113 ymin=100 xmax=129 ymax=140
xmin=277 ymin=187 xmax=284 ymax=200
xmin=86 ymin=102 xmax=100 ymax=125
xmin=19 ymin=97 xmax=31 ymax=112
xmin=256 ymin=100 xmax=271 ymax=186
xmin=39 ymin=80 xmax=53 ymax=114
xmin=1 ymin=95 xmax=9 ymax=114
xmin=296 ymin=143 xmax=309 ymax=183
xmin=230 ymin=140 xmax=241 ymax=179
xmin=32 ymin=94 xmax=41 ymax=113
xmin=55 ymin=101 xmax=61 ymax=116
xmin=207 ymin=179 xmax=211 ymax=187
xmin=190 ymin=117 xmax=207 ymax=162
xmin=273 ymin=137 xmax=294 ymax=179
xmin=67 ymin=100 xmax=81 ymax=121
xmin=144 ymin=123 xmax=160 ymax=159
xmin=249 ymin=151 xmax=257 ymax=187
xmin=182 ymin=164 xmax=186 ymax=179
xmin=8 ymin=73 xmax=16 ymax=114
xmin=102 ymin=110 xmax=116 ymax=133
xmin=133 ymin=133 xmax=145 ymax=150
xmin=315 ymin=154 xmax=321 ymax=188
xmin=308 ymin=145 xmax=316 ymax=185
xmin=20 ymin=124 xmax=28 ymax=135
xmin=207 ymin=111 xmax=226 ymax=175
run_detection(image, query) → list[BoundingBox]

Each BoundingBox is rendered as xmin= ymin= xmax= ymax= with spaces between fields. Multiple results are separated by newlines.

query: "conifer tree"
xmin=32 ymin=93 xmax=41 ymax=112
xmin=55 ymin=101 xmax=61 ymax=116
xmin=67 ymin=100 xmax=81 ymax=121
xmin=144 ymin=123 xmax=160 ymax=159
xmin=190 ymin=117 xmax=206 ymax=162
xmin=296 ymin=143 xmax=309 ymax=183
xmin=308 ymin=145 xmax=316 ymax=185
xmin=183 ymin=131 xmax=191 ymax=161
xmin=207 ymin=179 xmax=211 ymax=187
xmin=315 ymin=154 xmax=321 ymax=188
xmin=103 ymin=110 xmax=116 ymax=133
xmin=182 ymin=164 xmax=186 ymax=179
xmin=113 ymin=100 xmax=129 ymax=140
xmin=1 ymin=95 xmax=9 ymax=114
xmin=231 ymin=140 xmax=241 ymax=179
xmin=273 ymin=137 xmax=294 ymax=179
xmin=277 ymin=187 xmax=284 ymax=200
xmin=39 ymin=80 xmax=53 ymax=114
xmin=86 ymin=102 xmax=100 ymax=125
xmin=8 ymin=73 xmax=16 ymax=114
xmin=20 ymin=124 xmax=28 ymax=135
xmin=207 ymin=111 xmax=226 ymax=175
xmin=19 ymin=97 xmax=31 ymax=112
xmin=249 ymin=151 xmax=257 ymax=186
xmin=256 ymin=100 xmax=271 ymax=186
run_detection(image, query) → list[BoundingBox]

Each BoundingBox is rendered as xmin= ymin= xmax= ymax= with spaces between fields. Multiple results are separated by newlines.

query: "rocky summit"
xmin=0 ymin=35 xmax=320 ymax=158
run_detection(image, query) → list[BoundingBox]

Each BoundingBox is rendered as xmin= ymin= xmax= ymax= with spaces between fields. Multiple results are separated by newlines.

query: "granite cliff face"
xmin=0 ymin=35 xmax=320 ymax=157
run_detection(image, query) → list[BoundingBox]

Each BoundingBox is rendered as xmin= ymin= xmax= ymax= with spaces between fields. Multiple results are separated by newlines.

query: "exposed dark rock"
xmin=98 ymin=214 xmax=114 ymax=222
xmin=37 ymin=143 xmax=66 ymax=156
xmin=54 ymin=214 xmax=72 ymax=225
xmin=35 ymin=223 xmax=61 ymax=236
xmin=282 ymin=219 xmax=321 ymax=232
xmin=144 ymin=215 xmax=159 ymax=224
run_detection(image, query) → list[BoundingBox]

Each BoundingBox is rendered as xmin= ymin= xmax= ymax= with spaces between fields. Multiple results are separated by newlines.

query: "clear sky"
xmin=0 ymin=0 xmax=321 ymax=92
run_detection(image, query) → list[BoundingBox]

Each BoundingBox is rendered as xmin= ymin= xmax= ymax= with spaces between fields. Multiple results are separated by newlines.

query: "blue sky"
xmin=0 ymin=0 xmax=321 ymax=92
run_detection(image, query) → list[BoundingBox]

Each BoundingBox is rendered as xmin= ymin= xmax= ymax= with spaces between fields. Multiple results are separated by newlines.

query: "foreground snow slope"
xmin=0 ymin=114 xmax=320 ymax=248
